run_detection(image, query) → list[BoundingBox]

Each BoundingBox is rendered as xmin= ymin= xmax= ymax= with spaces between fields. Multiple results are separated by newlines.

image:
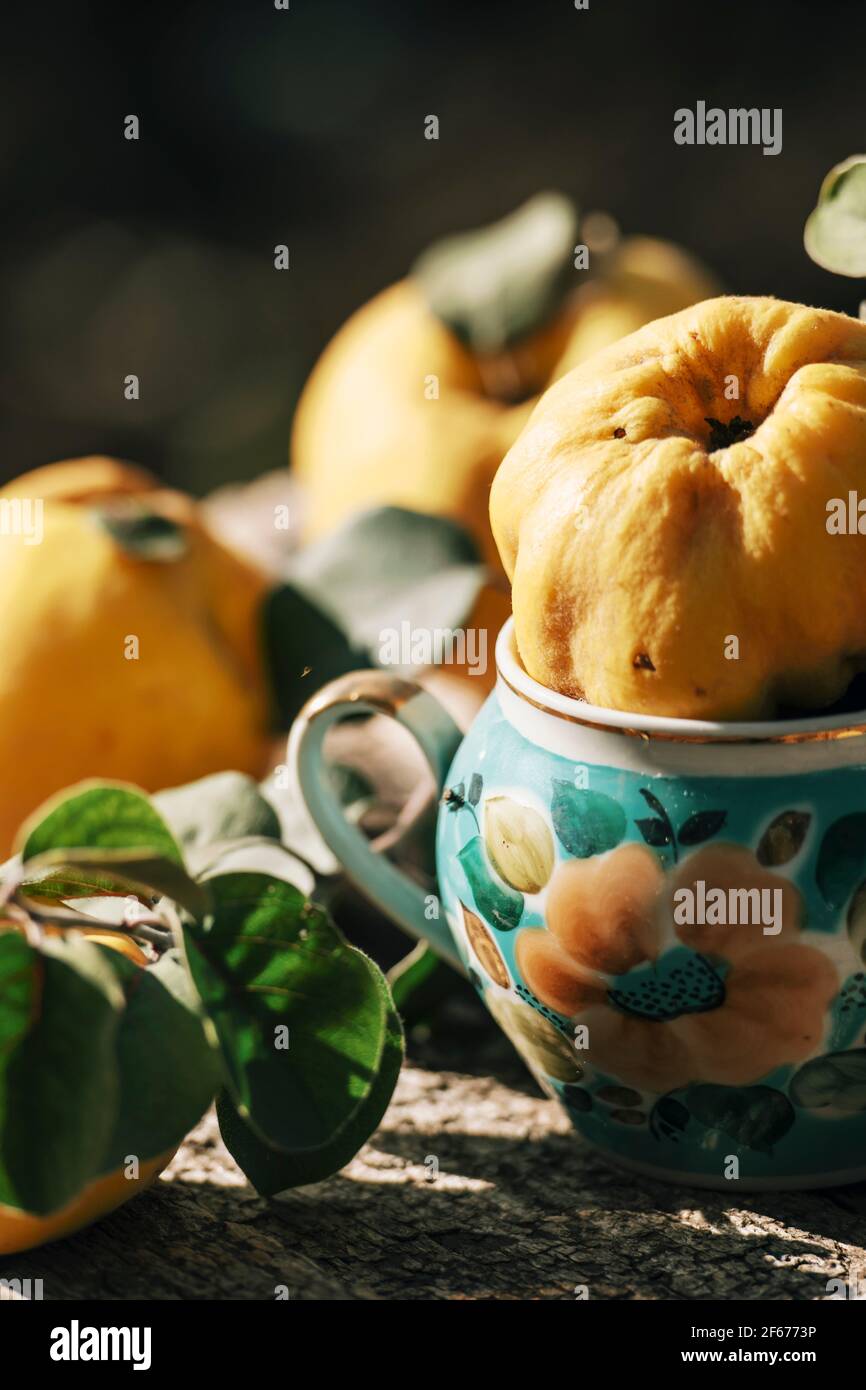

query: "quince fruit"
xmin=0 ymin=458 xmax=273 ymax=854
xmin=491 ymin=295 xmax=866 ymax=720
xmin=292 ymin=200 xmax=718 ymax=571
xmin=0 ymin=923 xmax=173 ymax=1256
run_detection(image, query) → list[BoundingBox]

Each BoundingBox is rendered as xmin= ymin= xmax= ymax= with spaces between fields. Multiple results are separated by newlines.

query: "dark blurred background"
xmin=2 ymin=0 xmax=865 ymax=493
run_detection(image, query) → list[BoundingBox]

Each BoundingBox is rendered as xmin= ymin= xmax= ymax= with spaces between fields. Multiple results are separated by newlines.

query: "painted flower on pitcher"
xmin=515 ymin=843 xmax=838 ymax=1094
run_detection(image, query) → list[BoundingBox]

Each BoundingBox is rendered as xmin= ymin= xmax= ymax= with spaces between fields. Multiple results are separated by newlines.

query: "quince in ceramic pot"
xmin=491 ymin=296 xmax=866 ymax=720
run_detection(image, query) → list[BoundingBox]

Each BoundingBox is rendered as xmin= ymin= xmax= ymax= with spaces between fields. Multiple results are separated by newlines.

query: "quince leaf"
xmin=93 ymin=946 xmax=221 ymax=1174
xmin=805 ymin=156 xmax=866 ymax=277
xmin=264 ymin=507 xmax=487 ymax=727
xmin=17 ymin=782 xmax=208 ymax=917
xmin=184 ymin=872 xmax=403 ymax=1155
xmin=18 ymin=781 xmax=184 ymax=866
xmin=413 ymin=192 xmax=579 ymax=352
xmin=153 ymin=772 xmax=281 ymax=855
xmin=0 ymin=931 xmax=123 ymax=1214
xmin=215 ymin=994 xmax=402 ymax=1195
xmin=551 ymin=780 xmax=627 ymax=857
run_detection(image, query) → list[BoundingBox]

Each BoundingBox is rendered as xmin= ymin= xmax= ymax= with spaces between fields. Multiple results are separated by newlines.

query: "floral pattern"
xmin=438 ymin=713 xmax=866 ymax=1181
xmin=515 ymin=843 xmax=838 ymax=1093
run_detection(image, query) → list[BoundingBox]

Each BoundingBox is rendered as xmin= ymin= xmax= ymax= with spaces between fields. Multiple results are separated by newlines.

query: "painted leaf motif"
xmin=487 ymin=989 xmax=582 ymax=1083
xmin=677 ymin=810 xmax=727 ymax=846
xmin=635 ymin=817 xmax=672 ymax=848
xmin=457 ymin=837 xmax=523 ymax=931
xmin=789 ymin=1049 xmax=866 ymax=1111
xmin=815 ymin=814 xmax=866 ymax=909
xmin=467 ymin=773 xmax=483 ymax=807
xmin=756 ymin=810 xmax=811 ymax=867
xmin=459 ymin=902 xmax=509 ymax=987
xmin=655 ymin=1097 xmax=689 ymax=1133
xmin=686 ymin=1084 xmax=795 ymax=1154
xmin=561 ymin=1082 xmax=592 ymax=1114
xmin=596 ymin=1085 xmax=642 ymax=1108
xmin=550 ymin=780 xmax=626 ymax=858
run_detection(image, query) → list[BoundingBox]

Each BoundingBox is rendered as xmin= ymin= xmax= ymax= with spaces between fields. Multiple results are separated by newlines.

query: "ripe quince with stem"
xmin=491 ymin=295 xmax=866 ymax=720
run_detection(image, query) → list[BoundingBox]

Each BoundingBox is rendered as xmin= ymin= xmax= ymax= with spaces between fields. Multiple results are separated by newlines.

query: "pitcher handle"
xmin=288 ymin=670 xmax=465 ymax=971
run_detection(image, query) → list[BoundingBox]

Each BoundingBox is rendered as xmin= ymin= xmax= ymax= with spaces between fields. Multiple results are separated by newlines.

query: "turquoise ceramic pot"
xmin=291 ymin=619 xmax=866 ymax=1190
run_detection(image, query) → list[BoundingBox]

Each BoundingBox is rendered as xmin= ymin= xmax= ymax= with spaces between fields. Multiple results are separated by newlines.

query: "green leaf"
xmin=0 ymin=931 xmax=36 ymax=1059
xmin=153 ymin=772 xmax=281 ymax=855
xmin=94 ymin=505 xmax=188 ymax=561
xmin=264 ymin=507 xmax=488 ymax=727
xmin=387 ymin=940 xmax=456 ymax=1026
xmin=196 ymin=837 xmax=315 ymax=895
xmin=19 ymin=783 xmax=184 ymax=867
xmin=94 ymin=947 xmax=222 ymax=1175
xmin=261 ymin=582 xmax=361 ymax=729
xmin=804 ymin=156 xmax=866 ymax=276
xmin=457 ymin=836 xmax=523 ymax=931
xmin=686 ymin=1084 xmax=795 ymax=1154
xmin=815 ymin=813 xmax=866 ymax=909
xmin=756 ymin=810 xmax=811 ymax=867
xmin=412 ymin=192 xmax=579 ymax=352
xmin=183 ymin=873 xmax=399 ymax=1152
xmin=215 ymin=994 xmax=402 ymax=1195
xmin=789 ymin=1049 xmax=866 ymax=1111
xmin=286 ymin=507 xmax=486 ymax=661
xmin=0 ymin=934 xmax=122 ymax=1214
xmin=18 ymin=782 xmax=208 ymax=915
xmin=22 ymin=848 xmax=209 ymax=919
xmin=551 ymin=781 xmax=626 ymax=858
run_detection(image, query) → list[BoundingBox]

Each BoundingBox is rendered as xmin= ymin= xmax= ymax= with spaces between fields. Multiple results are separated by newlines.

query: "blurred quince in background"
xmin=0 ymin=458 xmax=273 ymax=853
xmin=292 ymin=192 xmax=720 ymax=568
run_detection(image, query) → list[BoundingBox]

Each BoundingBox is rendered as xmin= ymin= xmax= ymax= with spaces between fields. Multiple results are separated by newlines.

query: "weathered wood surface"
xmin=8 ymin=999 xmax=866 ymax=1301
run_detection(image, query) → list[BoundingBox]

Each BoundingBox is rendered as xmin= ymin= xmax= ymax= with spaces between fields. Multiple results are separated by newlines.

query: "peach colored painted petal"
xmin=672 ymin=944 xmax=837 ymax=1086
xmin=577 ymin=1005 xmax=695 ymax=1094
xmin=670 ymin=843 xmax=802 ymax=963
xmin=546 ymin=843 xmax=664 ymax=976
xmin=516 ymin=928 xmax=606 ymax=1016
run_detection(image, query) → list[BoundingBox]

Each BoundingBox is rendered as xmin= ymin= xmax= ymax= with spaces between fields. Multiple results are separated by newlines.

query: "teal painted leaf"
xmin=686 ymin=1084 xmax=795 ymax=1154
xmin=551 ymin=780 xmax=626 ymax=858
xmin=789 ymin=1049 xmax=866 ymax=1111
xmin=457 ymin=836 xmax=523 ymax=931
xmin=815 ymin=813 xmax=866 ymax=909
